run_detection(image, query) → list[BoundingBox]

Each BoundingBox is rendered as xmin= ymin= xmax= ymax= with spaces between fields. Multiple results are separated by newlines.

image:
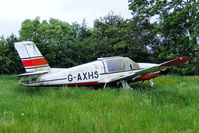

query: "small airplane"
xmin=14 ymin=41 xmax=190 ymax=88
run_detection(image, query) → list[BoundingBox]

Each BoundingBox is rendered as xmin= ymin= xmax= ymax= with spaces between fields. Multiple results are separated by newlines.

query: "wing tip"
xmin=160 ymin=56 xmax=190 ymax=67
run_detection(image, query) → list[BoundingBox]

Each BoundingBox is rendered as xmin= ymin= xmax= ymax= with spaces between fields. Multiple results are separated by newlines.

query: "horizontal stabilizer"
xmin=15 ymin=71 xmax=48 ymax=77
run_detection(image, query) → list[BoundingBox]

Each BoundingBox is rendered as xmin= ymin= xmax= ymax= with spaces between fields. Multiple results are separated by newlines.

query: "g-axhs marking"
xmin=14 ymin=41 xmax=190 ymax=88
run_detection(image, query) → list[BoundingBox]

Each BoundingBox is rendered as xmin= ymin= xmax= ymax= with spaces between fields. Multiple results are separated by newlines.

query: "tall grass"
xmin=0 ymin=75 xmax=199 ymax=133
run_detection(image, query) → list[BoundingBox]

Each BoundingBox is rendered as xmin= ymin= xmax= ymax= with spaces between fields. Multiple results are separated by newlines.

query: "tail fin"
xmin=14 ymin=41 xmax=51 ymax=73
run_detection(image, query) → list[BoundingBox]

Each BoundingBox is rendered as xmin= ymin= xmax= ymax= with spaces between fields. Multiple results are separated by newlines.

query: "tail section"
xmin=14 ymin=41 xmax=51 ymax=73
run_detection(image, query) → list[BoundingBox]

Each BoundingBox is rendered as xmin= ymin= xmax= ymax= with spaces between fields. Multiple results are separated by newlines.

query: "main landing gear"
xmin=149 ymin=80 xmax=154 ymax=86
xmin=120 ymin=80 xmax=130 ymax=88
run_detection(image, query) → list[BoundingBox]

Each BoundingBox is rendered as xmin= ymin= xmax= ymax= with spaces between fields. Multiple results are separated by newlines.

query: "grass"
xmin=0 ymin=75 xmax=199 ymax=133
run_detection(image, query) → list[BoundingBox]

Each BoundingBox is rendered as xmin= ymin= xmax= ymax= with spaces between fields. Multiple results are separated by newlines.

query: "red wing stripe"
xmin=160 ymin=57 xmax=190 ymax=66
xmin=137 ymin=73 xmax=159 ymax=80
xmin=22 ymin=58 xmax=48 ymax=67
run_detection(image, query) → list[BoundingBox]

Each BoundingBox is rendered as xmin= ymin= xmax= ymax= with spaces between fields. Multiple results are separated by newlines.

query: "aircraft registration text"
xmin=67 ymin=71 xmax=99 ymax=82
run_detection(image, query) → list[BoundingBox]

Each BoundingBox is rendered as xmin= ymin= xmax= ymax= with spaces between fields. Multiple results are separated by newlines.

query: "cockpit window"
xmin=106 ymin=58 xmax=131 ymax=72
xmin=98 ymin=56 xmax=140 ymax=73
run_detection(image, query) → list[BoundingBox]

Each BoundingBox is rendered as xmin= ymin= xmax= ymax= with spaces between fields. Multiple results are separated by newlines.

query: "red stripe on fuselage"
xmin=22 ymin=58 xmax=48 ymax=67
xmin=32 ymin=81 xmax=102 ymax=87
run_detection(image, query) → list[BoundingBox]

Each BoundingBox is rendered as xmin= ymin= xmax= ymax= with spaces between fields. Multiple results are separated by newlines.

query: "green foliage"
xmin=0 ymin=35 xmax=23 ymax=74
xmin=19 ymin=17 xmax=91 ymax=67
xmin=91 ymin=12 xmax=154 ymax=62
xmin=128 ymin=0 xmax=199 ymax=74
xmin=0 ymin=75 xmax=199 ymax=132
xmin=17 ymin=13 xmax=154 ymax=68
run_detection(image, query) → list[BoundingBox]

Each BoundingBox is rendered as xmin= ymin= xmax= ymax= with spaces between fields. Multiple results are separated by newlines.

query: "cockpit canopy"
xmin=98 ymin=56 xmax=140 ymax=73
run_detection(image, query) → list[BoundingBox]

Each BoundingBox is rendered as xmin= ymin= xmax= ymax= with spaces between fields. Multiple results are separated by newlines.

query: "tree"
xmin=90 ymin=12 xmax=155 ymax=62
xmin=19 ymin=17 xmax=90 ymax=68
xmin=129 ymin=0 xmax=199 ymax=74
xmin=0 ymin=35 xmax=23 ymax=74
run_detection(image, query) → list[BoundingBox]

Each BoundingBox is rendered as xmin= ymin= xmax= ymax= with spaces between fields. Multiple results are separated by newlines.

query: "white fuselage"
xmin=20 ymin=59 xmax=136 ymax=87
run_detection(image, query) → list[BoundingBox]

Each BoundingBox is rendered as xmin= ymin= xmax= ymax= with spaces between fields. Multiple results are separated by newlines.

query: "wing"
xmin=107 ymin=57 xmax=190 ymax=83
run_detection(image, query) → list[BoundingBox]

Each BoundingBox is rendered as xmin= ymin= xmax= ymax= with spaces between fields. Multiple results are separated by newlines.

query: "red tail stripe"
xmin=22 ymin=58 xmax=48 ymax=67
